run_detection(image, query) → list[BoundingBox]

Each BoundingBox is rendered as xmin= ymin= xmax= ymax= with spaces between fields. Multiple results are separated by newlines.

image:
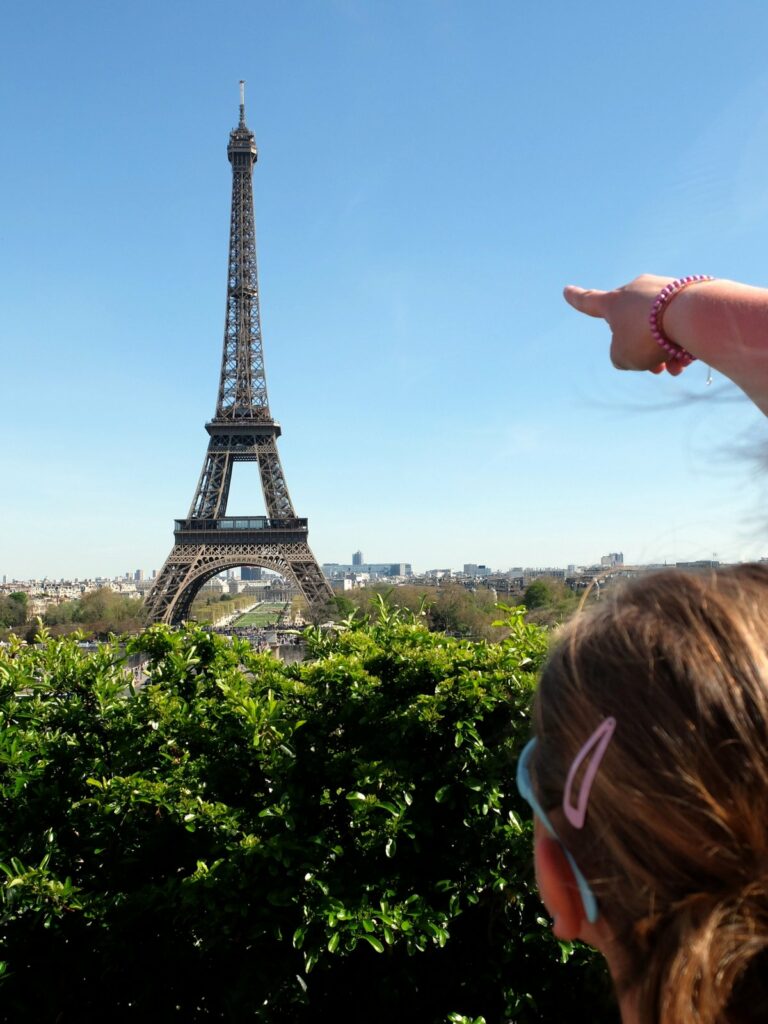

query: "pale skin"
xmin=563 ymin=275 xmax=768 ymax=417
xmin=534 ymin=819 xmax=640 ymax=1024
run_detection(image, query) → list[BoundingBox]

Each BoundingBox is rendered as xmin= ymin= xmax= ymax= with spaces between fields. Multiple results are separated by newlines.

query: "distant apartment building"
xmin=463 ymin=564 xmax=492 ymax=578
xmin=330 ymin=578 xmax=355 ymax=593
xmin=523 ymin=568 xmax=566 ymax=583
xmin=201 ymin=578 xmax=227 ymax=595
xmin=352 ymin=550 xmax=364 ymax=567
xmin=478 ymin=573 xmax=524 ymax=596
xmin=600 ymin=552 xmax=624 ymax=567
xmin=322 ymin=562 xmax=412 ymax=580
xmin=241 ymin=566 xmax=262 ymax=581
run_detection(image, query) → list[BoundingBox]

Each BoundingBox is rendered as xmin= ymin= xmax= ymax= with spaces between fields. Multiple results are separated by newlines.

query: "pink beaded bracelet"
xmin=649 ymin=275 xmax=715 ymax=366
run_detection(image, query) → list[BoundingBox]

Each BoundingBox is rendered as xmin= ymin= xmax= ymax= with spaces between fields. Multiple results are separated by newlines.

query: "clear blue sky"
xmin=2 ymin=0 xmax=768 ymax=579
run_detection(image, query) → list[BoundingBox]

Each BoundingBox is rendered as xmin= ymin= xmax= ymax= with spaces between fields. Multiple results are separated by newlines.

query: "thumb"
xmin=563 ymin=284 xmax=609 ymax=319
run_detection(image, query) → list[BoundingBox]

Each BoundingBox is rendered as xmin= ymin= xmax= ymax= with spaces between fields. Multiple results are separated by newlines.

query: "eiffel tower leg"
xmin=258 ymin=438 xmax=295 ymax=519
xmin=143 ymin=546 xmax=206 ymax=624
xmin=189 ymin=450 xmax=233 ymax=519
xmin=285 ymin=550 xmax=334 ymax=607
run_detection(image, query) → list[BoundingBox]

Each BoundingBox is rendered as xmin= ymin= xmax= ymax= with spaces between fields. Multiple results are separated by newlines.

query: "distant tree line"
xmin=521 ymin=576 xmax=581 ymax=626
xmin=13 ymin=585 xmax=145 ymax=638
xmin=330 ymin=577 xmax=584 ymax=639
xmin=0 ymin=576 xmax=585 ymax=645
xmin=0 ymin=593 xmax=28 ymax=630
xmin=331 ymin=584 xmax=501 ymax=640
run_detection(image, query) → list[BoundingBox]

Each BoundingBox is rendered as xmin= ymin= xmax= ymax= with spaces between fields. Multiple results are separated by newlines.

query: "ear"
xmin=534 ymin=832 xmax=587 ymax=941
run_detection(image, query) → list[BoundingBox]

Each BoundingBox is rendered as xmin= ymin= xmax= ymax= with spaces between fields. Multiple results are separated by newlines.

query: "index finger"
xmin=563 ymin=284 xmax=610 ymax=320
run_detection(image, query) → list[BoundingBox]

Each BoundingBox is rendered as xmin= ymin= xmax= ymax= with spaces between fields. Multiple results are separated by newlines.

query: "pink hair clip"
xmin=563 ymin=717 xmax=616 ymax=829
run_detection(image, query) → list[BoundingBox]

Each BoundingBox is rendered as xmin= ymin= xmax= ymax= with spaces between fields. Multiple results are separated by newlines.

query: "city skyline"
xmin=0 ymin=549 xmax=738 ymax=590
xmin=2 ymin=2 xmax=768 ymax=581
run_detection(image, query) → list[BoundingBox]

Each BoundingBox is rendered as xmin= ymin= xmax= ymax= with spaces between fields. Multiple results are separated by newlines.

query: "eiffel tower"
xmin=144 ymin=84 xmax=332 ymax=624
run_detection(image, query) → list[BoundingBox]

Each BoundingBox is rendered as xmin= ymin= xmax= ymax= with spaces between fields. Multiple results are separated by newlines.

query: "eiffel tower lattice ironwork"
xmin=144 ymin=84 xmax=332 ymax=624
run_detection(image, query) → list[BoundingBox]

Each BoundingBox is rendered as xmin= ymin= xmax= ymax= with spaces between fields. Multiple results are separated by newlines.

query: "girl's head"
xmin=527 ymin=564 xmax=768 ymax=1024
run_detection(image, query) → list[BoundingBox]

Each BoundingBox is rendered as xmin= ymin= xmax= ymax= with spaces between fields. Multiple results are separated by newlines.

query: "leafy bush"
xmin=338 ymin=584 xmax=506 ymax=640
xmin=0 ymin=609 xmax=615 ymax=1022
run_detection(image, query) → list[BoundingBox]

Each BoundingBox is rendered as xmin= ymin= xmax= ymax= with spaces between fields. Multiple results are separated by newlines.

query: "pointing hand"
xmin=564 ymin=274 xmax=687 ymax=377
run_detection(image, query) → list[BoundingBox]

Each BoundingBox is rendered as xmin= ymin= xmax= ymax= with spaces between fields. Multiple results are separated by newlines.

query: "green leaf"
xmin=362 ymin=935 xmax=384 ymax=953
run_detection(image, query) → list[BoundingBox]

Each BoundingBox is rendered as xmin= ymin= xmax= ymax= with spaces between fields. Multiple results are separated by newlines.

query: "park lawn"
xmin=232 ymin=603 xmax=286 ymax=628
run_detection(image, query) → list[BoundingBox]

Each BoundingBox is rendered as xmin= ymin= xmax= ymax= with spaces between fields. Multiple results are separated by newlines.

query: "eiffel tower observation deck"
xmin=144 ymin=83 xmax=332 ymax=624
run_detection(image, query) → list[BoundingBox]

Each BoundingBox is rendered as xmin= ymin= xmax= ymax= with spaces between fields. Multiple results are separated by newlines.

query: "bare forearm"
xmin=664 ymin=279 xmax=768 ymax=414
xmin=564 ymin=275 xmax=768 ymax=417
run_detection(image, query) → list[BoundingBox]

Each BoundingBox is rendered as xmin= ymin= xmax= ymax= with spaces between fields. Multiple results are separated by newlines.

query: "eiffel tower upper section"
xmin=215 ymin=84 xmax=270 ymax=424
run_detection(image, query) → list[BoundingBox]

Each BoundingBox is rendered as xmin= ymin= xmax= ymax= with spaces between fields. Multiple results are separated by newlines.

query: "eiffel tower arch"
xmin=144 ymin=84 xmax=332 ymax=625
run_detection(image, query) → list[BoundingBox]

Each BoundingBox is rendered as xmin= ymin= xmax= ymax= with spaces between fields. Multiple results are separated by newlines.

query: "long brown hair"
xmin=532 ymin=564 xmax=768 ymax=1023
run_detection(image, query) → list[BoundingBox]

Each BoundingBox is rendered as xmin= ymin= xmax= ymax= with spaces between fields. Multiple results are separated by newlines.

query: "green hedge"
xmin=0 ymin=607 xmax=615 ymax=1022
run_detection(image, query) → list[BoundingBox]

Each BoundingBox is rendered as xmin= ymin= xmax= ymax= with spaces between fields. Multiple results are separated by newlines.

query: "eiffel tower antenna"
xmin=144 ymin=86 xmax=332 ymax=624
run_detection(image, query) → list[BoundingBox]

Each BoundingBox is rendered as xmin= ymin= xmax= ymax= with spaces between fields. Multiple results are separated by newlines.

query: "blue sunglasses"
xmin=516 ymin=736 xmax=599 ymax=924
